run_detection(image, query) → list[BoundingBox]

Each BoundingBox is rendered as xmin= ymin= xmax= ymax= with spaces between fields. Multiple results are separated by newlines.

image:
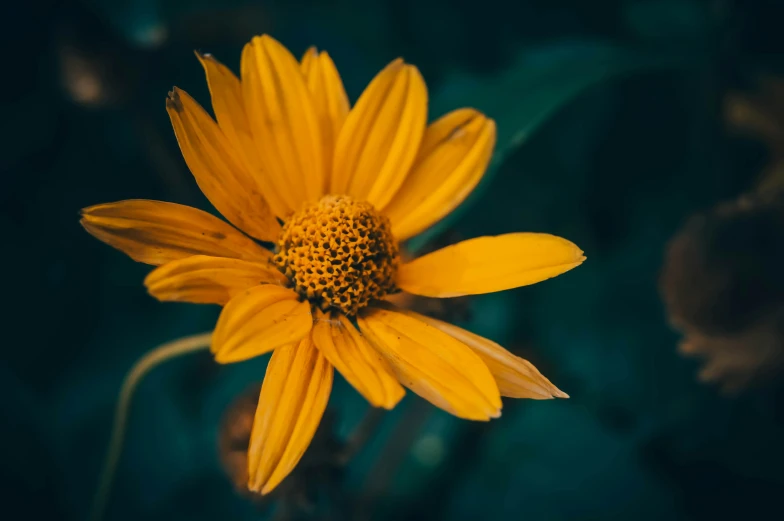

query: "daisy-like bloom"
xmin=81 ymin=35 xmax=585 ymax=495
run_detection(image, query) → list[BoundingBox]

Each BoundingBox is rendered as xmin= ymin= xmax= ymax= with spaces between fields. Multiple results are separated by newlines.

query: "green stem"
xmin=89 ymin=332 xmax=213 ymax=521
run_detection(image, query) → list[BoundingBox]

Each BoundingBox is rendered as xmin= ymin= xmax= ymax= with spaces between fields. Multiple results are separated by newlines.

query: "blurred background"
xmin=3 ymin=0 xmax=784 ymax=520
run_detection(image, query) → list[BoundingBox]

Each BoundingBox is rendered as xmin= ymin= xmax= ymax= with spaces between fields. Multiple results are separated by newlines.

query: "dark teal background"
xmin=2 ymin=1 xmax=784 ymax=520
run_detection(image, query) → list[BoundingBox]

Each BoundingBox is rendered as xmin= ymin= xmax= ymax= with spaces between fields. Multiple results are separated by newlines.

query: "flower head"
xmin=81 ymin=35 xmax=585 ymax=495
xmin=274 ymin=194 xmax=399 ymax=315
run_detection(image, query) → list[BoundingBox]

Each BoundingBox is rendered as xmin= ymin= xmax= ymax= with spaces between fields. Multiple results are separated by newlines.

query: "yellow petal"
xmin=197 ymin=52 xmax=291 ymax=219
xmin=300 ymin=47 xmax=317 ymax=75
xmin=241 ymin=35 xmax=324 ymax=209
xmin=166 ymin=87 xmax=280 ymax=242
xmin=81 ymin=200 xmax=270 ymax=266
xmin=357 ymin=307 xmax=501 ymax=420
xmin=194 ymin=53 xmax=246 ymax=155
xmin=311 ymin=310 xmax=404 ymax=409
xmin=399 ymin=311 xmax=567 ymax=399
xmin=385 ymin=109 xmax=496 ymax=240
xmin=301 ymin=50 xmax=350 ymax=187
xmin=211 ymin=285 xmax=312 ymax=363
xmin=248 ymin=336 xmax=333 ymax=494
xmin=397 ymin=233 xmax=585 ymax=297
xmin=331 ymin=60 xmax=427 ymax=209
xmin=144 ymin=255 xmax=288 ymax=305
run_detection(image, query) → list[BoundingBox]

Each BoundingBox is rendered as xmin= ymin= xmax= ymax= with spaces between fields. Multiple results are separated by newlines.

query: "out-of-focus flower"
xmin=725 ymin=76 xmax=784 ymax=195
xmin=219 ymin=384 xmax=262 ymax=499
xmin=55 ymin=8 xmax=139 ymax=108
xmin=660 ymin=195 xmax=784 ymax=393
xmin=81 ymin=34 xmax=583 ymax=494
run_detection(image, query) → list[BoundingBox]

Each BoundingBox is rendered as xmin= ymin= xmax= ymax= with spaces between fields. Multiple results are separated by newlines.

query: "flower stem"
xmin=338 ymin=407 xmax=385 ymax=465
xmin=89 ymin=332 xmax=213 ymax=521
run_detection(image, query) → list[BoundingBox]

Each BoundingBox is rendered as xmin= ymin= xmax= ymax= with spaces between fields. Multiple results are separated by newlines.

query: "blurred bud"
xmin=218 ymin=384 xmax=262 ymax=498
xmin=660 ymin=194 xmax=784 ymax=392
xmin=55 ymin=5 xmax=140 ymax=108
xmin=218 ymin=385 xmax=342 ymax=507
xmin=58 ymin=45 xmax=120 ymax=107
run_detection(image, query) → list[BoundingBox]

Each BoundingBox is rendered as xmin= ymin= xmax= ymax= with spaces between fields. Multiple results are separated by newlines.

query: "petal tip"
xmin=403 ymin=63 xmax=422 ymax=76
xmin=379 ymin=389 xmax=406 ymax=410
xmin=259 ymin=479 xmax=283 ymax=495
xmin=247 ymin=34 xmax=265 ymax=48
xmin=387 ymin=57 xmax=405 ymax=71
xmin=166 ymin=88 xmax=183 ymax=112
xmin=257 ymin=34 xmax=282 ymax=50
xmin=194 ymin=50 xmax=217 ymax=66
xmin=78 ymin=216 xmax=94 ymax=233
xmin=247 ymin=478 xmax=266 ymax=495
xmin=211 ymin=347 xmax=228 ymax=362
xmin=80 ymin=203 xmax=103 ymax=217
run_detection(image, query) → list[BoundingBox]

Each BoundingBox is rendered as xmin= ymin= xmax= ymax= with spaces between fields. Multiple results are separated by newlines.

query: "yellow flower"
xmin=81 ymin=35 xmax=585 ymax=495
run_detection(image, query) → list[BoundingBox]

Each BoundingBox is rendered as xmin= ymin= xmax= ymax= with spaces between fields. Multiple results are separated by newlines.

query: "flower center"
xmin=274 ymin=195 xmax=400 ymax=315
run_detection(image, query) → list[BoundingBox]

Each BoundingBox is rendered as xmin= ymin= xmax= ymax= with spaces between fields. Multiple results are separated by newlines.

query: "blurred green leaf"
xmin=625 ymin=0 xmax=712 ymax=45
xmin=407 ymin=42 xmax=685 ymax=253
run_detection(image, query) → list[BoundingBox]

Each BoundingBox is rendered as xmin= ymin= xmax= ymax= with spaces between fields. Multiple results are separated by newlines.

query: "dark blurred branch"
xmin=354 ymin=400 xmax=433 ymax=521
